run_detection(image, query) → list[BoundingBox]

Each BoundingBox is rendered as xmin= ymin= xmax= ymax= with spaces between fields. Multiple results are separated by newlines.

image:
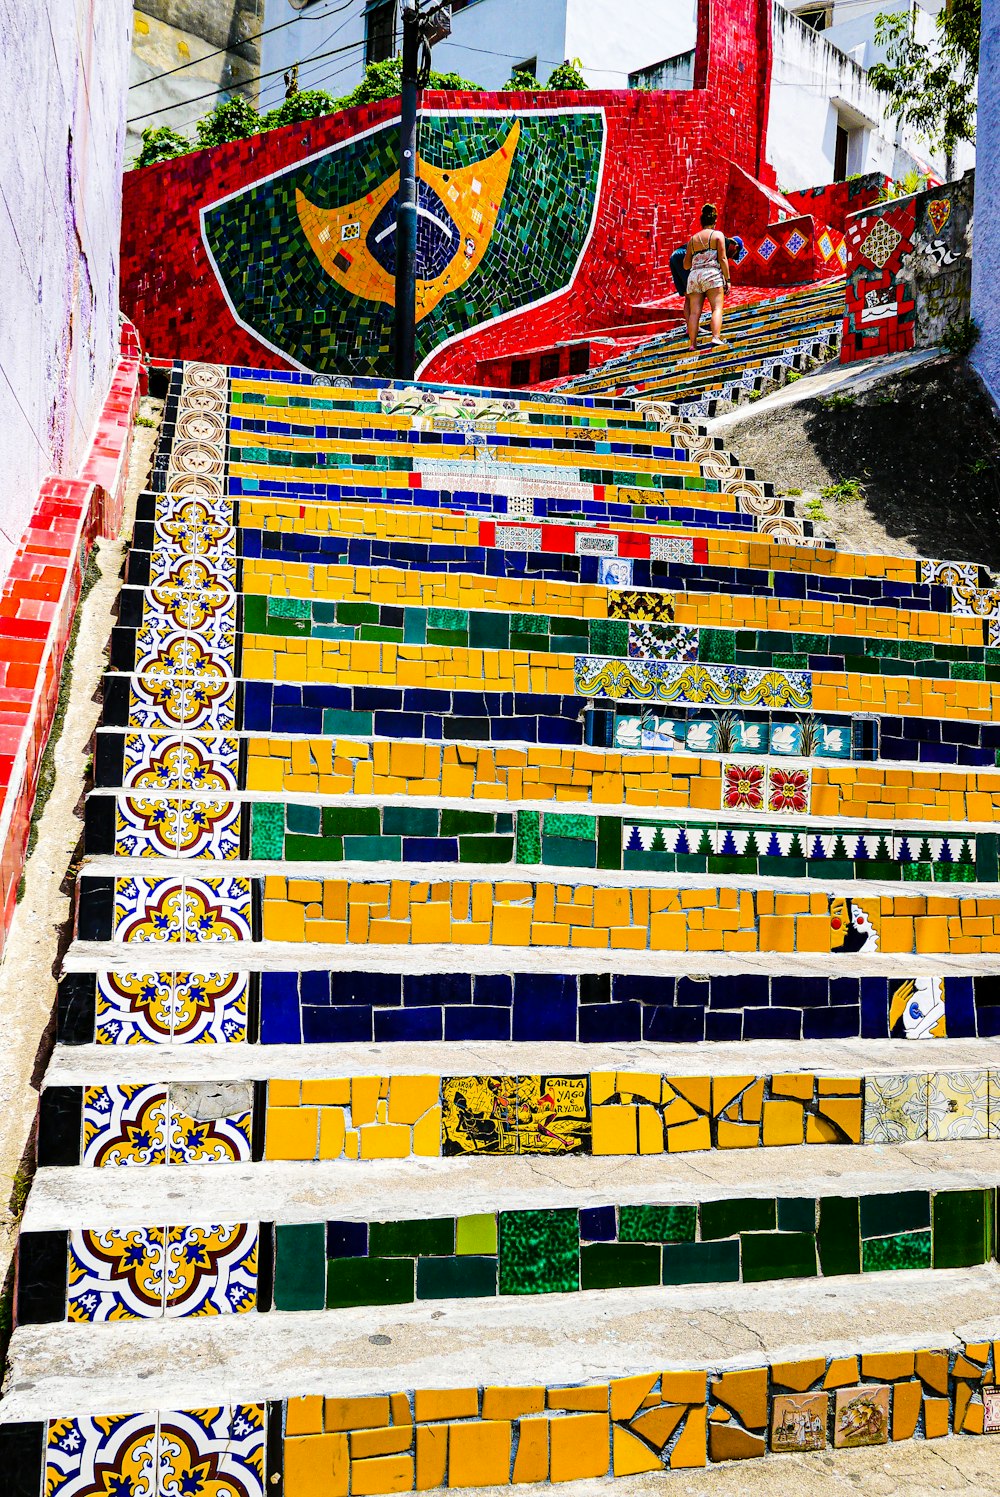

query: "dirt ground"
xmin=723 ymin=354 xmax=1000 ymax=567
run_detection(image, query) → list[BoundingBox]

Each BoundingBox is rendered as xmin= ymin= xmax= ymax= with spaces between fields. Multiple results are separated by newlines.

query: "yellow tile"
xmin=302 ymin=1079 xmax=351 ymax=1105
xmin=892 ymin=1381 xmax=921 ymax=1440
xmin=350 ymin=1454 xmax=413 ymax=1495
xmin=591 ymin=1104 xmax=637 ymax=1155
xmin=414 ymin=1388 xmax=478 ymax=1422
xmin=268 ymin=1078 xmax=301 ymax=1107
xmin=511 ymin=1417 xmax=549 ymax=1483
xmin=670 ymin=1408 xmax=707 ymax=1468
xmin=351 ymin=1077 xmax=382 ymax=1127
xmin=482 ymin=1387 xmax=545 ymax=1421
xmin=761 ymin=1100 xmax=804 ymax=1147
xmin=358 ymin=1124 xmax=411 ymax=1160
xmin=319 ymin=1108 xmax=347 ymax=1160
xmin=660 ymin=1371 xmax=708 ymax=1405
xmin=924 ymin=1396 xmax=950 ymax=1439
xmin=264 ymin=1108 xmax=318 ymax=1162
xmin=447 ymin=1419 xmax=511 ymax=1487
xmin=613 ymin=1426 xmax=662 ymax=1476
xmin=414 ymin=1426 xmax=447 ymax=1491
xmin=610 ymin=1373 xmax=659 ymax=1422
xmin=285 ymin=1396 xmax=324 ymax=1436
xmin=665 ymin=1117 xmax=711 ymax=1153
xmin=325 ymin=1397 xmax=391 ymax=1431
xmin=351 ymin=1429 xmax=412 ymax=1458
xmin=412 ymin=1104 xmax=441 ymax=1156
xmin=548 ymin=1412 xmax=610 ymax=1482
xmin=387 ymin=1076 xmax=439 ymax=1125
xmin=548 ymin=1387 xmax=608 ymax=1412
xmin=284 ymin=1433 xmax=348 ymax=1497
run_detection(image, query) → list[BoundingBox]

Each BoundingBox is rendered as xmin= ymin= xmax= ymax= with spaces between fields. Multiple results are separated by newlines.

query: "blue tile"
xmin=580 ymin=1206 xmax=616 ymax=1242
xmin=444 ymin=1006 xmax=511 ymax=1041
xmin=742 ymin=1008 xmax=801 ymax=1040
xmin=327 ymin=1221 xmax=368 ymax=1258
xmin=259 ymin=989 xmax=303 ymax=1044
xmin=373 ymin=1007 xmax=443 ymax=1041
xmin=860 ymin=977 xmax=889 ymax=1038
xmin=302 ymin=1006 xmax=373 ymax=1043
xmin=579 ymin=1003 xmax=640 ymax=1042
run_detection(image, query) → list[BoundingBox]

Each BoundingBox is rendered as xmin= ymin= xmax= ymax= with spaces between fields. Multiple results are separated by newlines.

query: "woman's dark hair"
xmin=700 ymin=202 xmax=718 ymax=226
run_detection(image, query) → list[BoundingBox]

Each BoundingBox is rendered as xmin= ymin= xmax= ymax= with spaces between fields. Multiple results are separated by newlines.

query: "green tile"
xmin=510 ymin=612 xmax=548 ymax=635
xmin=336 ymin=602 xmax=380 ymax=624
xmin=777 ymin=1198 xmax=816 ymax=1233
xmin=469 ymin=611 xmax=510 ymax=650
xmin=498 ymin=1209 xmax=579 ymax=1295
xmin=322 ymin=709 xmax=372 ymax=736
xmin=662 ymin=1241 xmax=740 ymax=1285
xmin=427 ymin=607 xmax=468 ymax=631
xmin=273 ymin=1223 xmax=325 ymax=1310
xmin=382 ymin=806 xmax=439 ymax=836
xmin=416 ymin=1256 xmax=497 ymax=1299
xmin=458 ymin=836 xmax=514 ymax=862
xmin=698 ymin=629 xmax=735 ymax=664
xmin=286 ymin=803 xmax=321 ymax=835
xmin=326 ymin=1256 xmax=415 ymax=1309
xmin=932 ymin=1190 xmax=989 ymax=1269
xmin=740 ymin=1232 xmax=816 ymax=1283
xmin=251 ymin=802 xmax=285 ymax=860
xmin=817 ymin=1196 xmax=860 ymax=1276
xmin=580 ymin=1243 xmax=660 ymax=1290
xmin=516 ymin=810 xmax=541 ymax=865
xmin=618 ymin=1205 xmax=697 ymax=1243
xmin=861 ymin=1231 xmax=932 ymax=1272
xmin=369 ymin=1218 xmax=455 ymax=1257
xmin=322 ymin=806 xmax=381 ymax=836
xmin=268 ymin=595 xmax=311 ymax=619
xmin=596 ymin=816 xmax=623 ymax=871
xmin=541 ymin=836 xmax=596 ymax=868
xmin=543 ymin=813 xmax=596 ymax=839
xmin=343 ymin=836 xmax=401 ymax=860
xmin=859 ymin=1191 xmax=930 ymax=1238
xmin=456 ymin=1214 xmax=498 ymax=1255
xmin=441 ymin=810 xmax=498 ymax=835
xmin=700 ymin=1198 xmax=776 ymax=1240
xmin=589 ymin=619 xmax=628 ymax=656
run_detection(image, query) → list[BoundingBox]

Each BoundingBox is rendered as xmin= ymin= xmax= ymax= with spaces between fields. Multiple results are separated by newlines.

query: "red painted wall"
xmin=119 ymin=0 xmax=800 ymax=384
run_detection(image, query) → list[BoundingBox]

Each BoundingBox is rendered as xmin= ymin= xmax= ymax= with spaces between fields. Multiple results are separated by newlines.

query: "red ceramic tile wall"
xmin=0 ymin=323 xmax=142 ymax=954
xmin=840 ymin=199 xmax=917 ymax=364
xmin=786 ymin=174 xmax=890 ymax=233
xmin=119 ymin=0 xmax=795 ymax=385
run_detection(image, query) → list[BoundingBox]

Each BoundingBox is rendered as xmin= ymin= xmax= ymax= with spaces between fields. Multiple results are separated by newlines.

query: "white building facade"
xmin=259 ymin=0 xmax=973 ymax=190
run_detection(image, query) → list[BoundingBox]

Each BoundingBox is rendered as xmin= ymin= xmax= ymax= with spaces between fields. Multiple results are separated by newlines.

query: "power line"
xmin=127 ymin=37 xmax=367 ymax=123
xmin=129 ymin=0 xmax=356 ymax=89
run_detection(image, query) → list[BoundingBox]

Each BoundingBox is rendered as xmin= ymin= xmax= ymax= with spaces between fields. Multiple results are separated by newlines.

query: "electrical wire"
xmin=127 ymin=37 xmax=367 ymax=123
xmin=129 ymin=0 xmax=357 ymax=88
xmin=255 ymin=1 xmax=366 ymax=109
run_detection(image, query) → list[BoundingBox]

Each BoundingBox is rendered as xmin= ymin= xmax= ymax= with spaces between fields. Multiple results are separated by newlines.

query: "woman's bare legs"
xmin=686 ymin=292 xmax=705 ymax=351
xmin=707 ymin=286 xmax=727 ymax=345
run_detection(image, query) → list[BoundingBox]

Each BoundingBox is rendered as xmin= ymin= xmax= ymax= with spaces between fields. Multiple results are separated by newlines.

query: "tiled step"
xmin=16 ymin=1149 xmax=999 ymax=1323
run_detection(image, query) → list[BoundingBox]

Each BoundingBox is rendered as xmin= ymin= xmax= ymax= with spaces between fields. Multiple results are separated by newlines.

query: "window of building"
xmin=366 ymin=0 xmax=397 ymax=64
xmin=452 ymin=0 xmax=474 ymax=10
xmin=539 ymin=351 xmax=561 ymax=381
xmin=796 ymin=4 xmax=830 ymax=29
xmin=512 ymin=56 xmax=537 ymax=79
xmin=834 ymin=123 xmax=849 ymax=181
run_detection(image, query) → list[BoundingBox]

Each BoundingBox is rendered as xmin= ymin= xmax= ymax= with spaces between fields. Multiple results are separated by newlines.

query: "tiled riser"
xmin=57 ymin=969 xmax=1000 ymax=1047
xmin=37 ymin=1070 xmax=1000 ymax=1167
xmin=75 ymin=872 xmax=1000 ymax=956
xmin=15 ymin=1187 xmax=994 ymax=1322
xmin=88 ymin=795 xmax=995 ymax=883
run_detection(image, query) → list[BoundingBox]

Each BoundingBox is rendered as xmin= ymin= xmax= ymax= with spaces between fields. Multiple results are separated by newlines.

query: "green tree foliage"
xmin=195 ymin=95 xmax=263 ymax=149
xmin=135 ymin=125 xmax=191 ymax=169
xmin=260 ymin=88 xmax=337 ymax=130
xmin=868 ymin=0 xmax=979 ymax=160
xmin=504 ymin=69 xmax=542 ymax=92
xmin=135 ymin=58 xmax=484 ymax=169
xmin=545 ymin=57 xmax=589 ymax=89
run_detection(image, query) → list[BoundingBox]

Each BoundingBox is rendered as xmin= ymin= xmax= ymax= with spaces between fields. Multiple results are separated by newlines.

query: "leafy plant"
xmin=784 ymin=487 xmax=803 ymax=496
xmin=261 ymin=88 xmax=336 ymax=130
xmin=545 ymin=57 xmax=588 ymax=89
xmin=942 ymin=315 xmax=980 ymax=356
xmin=134 ymin=414 xmax=156 ymax=428
xmin=195 ymin=95 xmax=262 ymax=149
xmin=804 ymin=498 xmax=828 ymax=522
xmin=820 ymin=392 xmax=856 ymax=410
xmin=135 ymin=124 xmax=191 ymax=169
xmin=338 ymin=56 xmax=481 ymax=108
xmin=820 ymin=477 xmax=866 ymax=503
xmin=504 ymin=69 xmax=542 ymax=92
xmin=868 ymin=0 xmax=979 ymax=162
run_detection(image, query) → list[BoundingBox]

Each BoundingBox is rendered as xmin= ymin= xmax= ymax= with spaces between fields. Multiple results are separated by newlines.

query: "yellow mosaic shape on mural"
xmin=296 ymin=122 xmax=520 ymax=321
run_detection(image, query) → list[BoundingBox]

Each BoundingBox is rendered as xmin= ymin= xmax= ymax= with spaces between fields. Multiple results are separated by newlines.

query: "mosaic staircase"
xmin=561 ymin=279 xmax=846 ymax=415
xmin=6 ymin=359 xmax=1000 ymax=1493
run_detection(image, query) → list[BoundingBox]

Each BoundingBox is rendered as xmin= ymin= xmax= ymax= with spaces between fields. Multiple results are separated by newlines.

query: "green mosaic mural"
xmin=201 ymin=111 xmax=605 ymax=375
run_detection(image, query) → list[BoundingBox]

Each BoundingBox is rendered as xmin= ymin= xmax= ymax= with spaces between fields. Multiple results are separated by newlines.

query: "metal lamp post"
xmin=393 ymin=0 xmax=451 ymax=380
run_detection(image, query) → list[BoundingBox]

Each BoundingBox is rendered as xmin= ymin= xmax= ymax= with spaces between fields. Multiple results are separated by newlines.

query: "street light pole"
xmin=393 ymin=0 xmax=451 ymax=381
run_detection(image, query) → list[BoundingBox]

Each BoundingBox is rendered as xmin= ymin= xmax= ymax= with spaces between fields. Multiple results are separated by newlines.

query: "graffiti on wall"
xmin=201 ymin=110 xmax=605 ymax=377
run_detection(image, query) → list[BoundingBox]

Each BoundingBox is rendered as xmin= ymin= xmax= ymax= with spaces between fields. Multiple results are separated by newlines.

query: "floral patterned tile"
xmin=863 ymin=1074 xmax=927 ymax=1143
xmin=926 ymin=1071 xmax=988 ymax=1140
